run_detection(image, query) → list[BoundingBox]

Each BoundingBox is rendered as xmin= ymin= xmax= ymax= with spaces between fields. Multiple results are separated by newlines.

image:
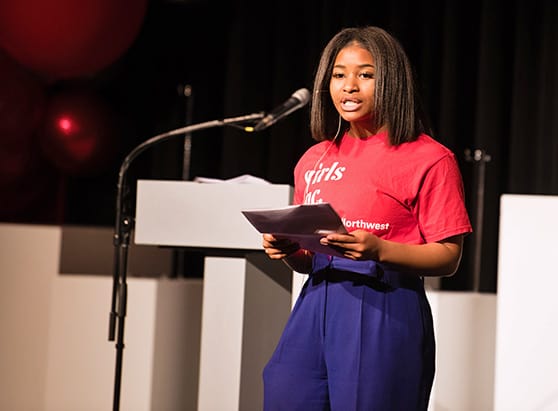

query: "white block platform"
xmin=0 ymin=223 xmax=202 ymax=411
xmin=493 ymin=194 xmax=558 ymax=411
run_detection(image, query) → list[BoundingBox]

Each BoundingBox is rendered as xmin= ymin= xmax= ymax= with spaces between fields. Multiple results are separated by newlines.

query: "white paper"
xmin=241 ymin=203 xmax=347 ymax=256
xmin=194 ymin=174 xmax=271 ymax=184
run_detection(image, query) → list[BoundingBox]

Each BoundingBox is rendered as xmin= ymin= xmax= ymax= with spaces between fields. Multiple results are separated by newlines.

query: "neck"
xmin=347 ymin=123 xmax=387 ymax=139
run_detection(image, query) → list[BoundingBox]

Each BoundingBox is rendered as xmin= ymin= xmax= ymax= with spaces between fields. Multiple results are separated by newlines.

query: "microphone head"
xmin=293 ymin=88 xmax=311 ymax=105
xmin=252 ymin=87 xmax=311 ymax=132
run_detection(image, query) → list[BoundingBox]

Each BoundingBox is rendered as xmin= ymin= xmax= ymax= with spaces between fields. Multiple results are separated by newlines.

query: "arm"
xmin=320 ymin=230 xmax=464 ymax=277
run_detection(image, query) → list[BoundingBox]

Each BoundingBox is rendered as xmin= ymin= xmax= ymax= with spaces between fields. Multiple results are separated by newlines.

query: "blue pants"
xmin=263 ymin=254 xmax=435 ymax=411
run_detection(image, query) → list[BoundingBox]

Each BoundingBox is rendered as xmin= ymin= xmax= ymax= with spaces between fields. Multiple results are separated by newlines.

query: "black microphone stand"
xmin=464 ymin=148 xmax=491 ymax=292
xmin=108 ymin=112 xmax=263 ymax=411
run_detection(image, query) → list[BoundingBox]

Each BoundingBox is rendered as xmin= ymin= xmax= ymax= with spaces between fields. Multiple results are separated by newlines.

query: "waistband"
xmin=311 ymin=253 xmax=424 ymax=291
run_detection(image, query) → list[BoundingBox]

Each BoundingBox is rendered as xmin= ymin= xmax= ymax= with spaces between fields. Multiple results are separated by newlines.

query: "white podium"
xmin=134 ymin=180 xmax=294 ymax=411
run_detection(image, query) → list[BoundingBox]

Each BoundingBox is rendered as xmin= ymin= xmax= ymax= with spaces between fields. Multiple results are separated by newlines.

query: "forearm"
xmin=377 ymin=236 xmax=464 ymax=277
xmin=282 ymin=249 xmax=313 ymax=274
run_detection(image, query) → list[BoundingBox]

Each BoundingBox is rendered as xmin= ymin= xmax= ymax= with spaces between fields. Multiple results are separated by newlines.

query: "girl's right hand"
xmin=262 ymin=233 xmax=300 ymax=260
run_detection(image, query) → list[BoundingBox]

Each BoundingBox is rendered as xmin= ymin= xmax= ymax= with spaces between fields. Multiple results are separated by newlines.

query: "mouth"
xmin=341 ymin=98 xmax=361 ymax=111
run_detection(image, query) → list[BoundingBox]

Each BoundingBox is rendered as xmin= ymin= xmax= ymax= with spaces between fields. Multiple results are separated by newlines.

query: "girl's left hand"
xmin=320 ymin=229 xmax=381 ymax=260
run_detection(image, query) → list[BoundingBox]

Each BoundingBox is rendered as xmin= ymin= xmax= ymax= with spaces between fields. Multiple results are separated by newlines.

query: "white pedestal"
xmin=44 ymin=275 xmax=202 ymax=411
xmin=494 ymin=194 xmax=558 ymax=411
xmin=427 ymin=290 xmax=496 ymax=411
xmin=197 ymin=255 xmax=291 ymax=411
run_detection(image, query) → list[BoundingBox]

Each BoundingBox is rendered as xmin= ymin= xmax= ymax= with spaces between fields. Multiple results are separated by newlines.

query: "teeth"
xmin=343 ymin=101 xmax=358 ymax=107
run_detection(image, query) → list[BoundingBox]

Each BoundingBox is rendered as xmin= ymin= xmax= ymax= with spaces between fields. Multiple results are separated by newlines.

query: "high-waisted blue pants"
xmin=263 ymin=254 xmax=435 ymax=411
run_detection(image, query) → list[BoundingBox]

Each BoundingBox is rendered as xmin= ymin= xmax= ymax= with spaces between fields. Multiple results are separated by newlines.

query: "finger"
xmin=326 ymin=233 xmax=353 ymax=242
xmin=263 ymin=233 xmax=276 ymax=241
xmin=343 ymin=250 xmax=357 ymax=260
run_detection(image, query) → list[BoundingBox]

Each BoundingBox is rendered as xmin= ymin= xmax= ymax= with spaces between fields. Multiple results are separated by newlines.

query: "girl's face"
xmin=329 ymin=44 xmax=378 ymax=137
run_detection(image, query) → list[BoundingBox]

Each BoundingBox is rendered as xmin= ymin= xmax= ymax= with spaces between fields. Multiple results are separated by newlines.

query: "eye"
xmin=360 ymin=71 xmax=375 ymax=79
xmin=331 ymin=72 xmax=345 ymax=79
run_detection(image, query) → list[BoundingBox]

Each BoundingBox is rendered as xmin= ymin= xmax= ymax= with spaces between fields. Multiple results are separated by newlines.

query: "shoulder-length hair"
xmin=310 ymin=26 xmax=431 ymax=146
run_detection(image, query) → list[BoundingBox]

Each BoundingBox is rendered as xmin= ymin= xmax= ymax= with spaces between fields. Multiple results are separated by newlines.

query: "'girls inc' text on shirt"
xmin=304 ymin=161 xmax=345 ymax=204
xmin=304 ymin=161 xmax=390 ymax=235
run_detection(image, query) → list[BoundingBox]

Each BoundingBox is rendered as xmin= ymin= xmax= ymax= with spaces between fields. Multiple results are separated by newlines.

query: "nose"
xmin=342 ymin=76 xmax=358 ymax=92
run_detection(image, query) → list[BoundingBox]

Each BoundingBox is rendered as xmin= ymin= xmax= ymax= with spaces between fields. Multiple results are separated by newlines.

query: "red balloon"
xmin=0 ymin=0 xmax=147 ymax=79
xmin=0 ymin=51 xmax=46 ymax=185
xmin=39 ymin=89 xmax=118 ymax=176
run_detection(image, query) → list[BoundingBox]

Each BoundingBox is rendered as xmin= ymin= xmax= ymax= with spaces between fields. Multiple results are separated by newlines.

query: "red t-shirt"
xmin=294 ymin=131 xmax=472 ymax=245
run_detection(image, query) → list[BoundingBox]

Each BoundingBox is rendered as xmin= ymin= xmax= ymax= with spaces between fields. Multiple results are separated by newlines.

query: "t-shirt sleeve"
xmin=417 ymin=153 xmax=473 ymax=243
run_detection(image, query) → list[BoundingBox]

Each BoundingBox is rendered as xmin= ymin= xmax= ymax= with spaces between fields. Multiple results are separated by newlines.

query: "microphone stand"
xmin=108 ymin=112 xmax=263 ymax=411
xmin=464 ymin=148 xmax=491 ymax=292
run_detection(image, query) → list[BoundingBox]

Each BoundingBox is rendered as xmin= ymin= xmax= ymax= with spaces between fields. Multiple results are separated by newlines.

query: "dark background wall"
xmin=1 ymin=0 xmax=557 ymax=293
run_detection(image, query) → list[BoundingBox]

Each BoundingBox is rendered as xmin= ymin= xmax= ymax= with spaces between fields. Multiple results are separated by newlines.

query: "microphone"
xmin=253 ymin=88 xmax=311 ymax=131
